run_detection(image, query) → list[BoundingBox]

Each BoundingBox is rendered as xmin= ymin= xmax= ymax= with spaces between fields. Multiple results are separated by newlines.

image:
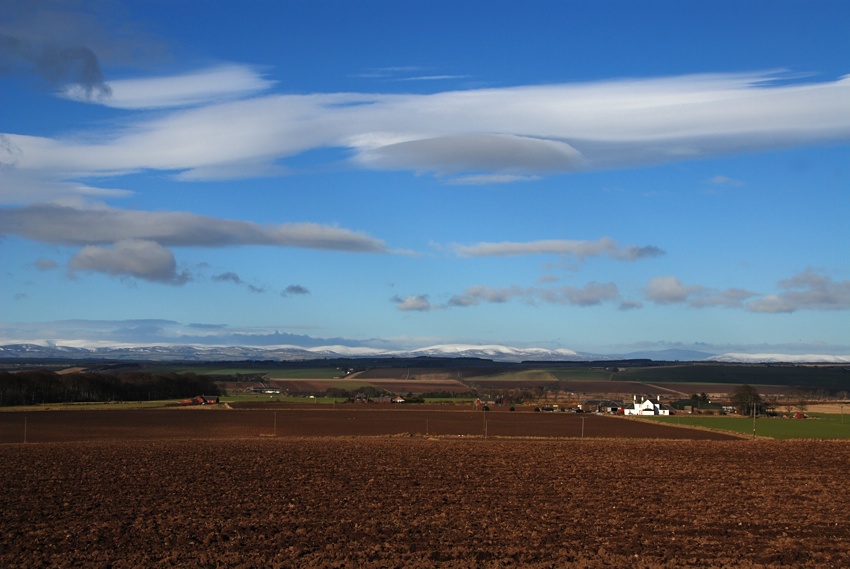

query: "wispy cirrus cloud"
xmin=4 ymin=69 xmax=850 ymax=199
xmin=452 ymin=237 xmax=664 ymax=260
xmin=62 ymin=64 xmax=275 ymax=109
xmin=708 ymin=175 xmax=745 ymax=187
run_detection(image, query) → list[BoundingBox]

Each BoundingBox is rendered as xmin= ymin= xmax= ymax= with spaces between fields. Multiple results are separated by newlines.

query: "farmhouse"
xmin=624 ymin=395 xmax=669 ymax=416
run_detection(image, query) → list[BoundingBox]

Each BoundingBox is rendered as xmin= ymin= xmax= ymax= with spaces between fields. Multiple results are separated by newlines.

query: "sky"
xmin=1 ymin=0 xmax=849 ymax=356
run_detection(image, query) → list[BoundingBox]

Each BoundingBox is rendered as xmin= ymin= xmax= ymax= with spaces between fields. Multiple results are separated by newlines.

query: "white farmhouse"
xmin=624 ymin=395 xmax=670 ymax=416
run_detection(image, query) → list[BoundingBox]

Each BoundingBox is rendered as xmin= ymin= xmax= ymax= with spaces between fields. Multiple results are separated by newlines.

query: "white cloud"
xmin=709 ymin=175 xmax=745 ymax=187
xmin=453 ymin=237 xmax=664 ymax=260
xmin=62 ymin=64 xmax=275 ymax=109
xmin=33 ymin=258 xmax=58 ymax=271
xmin=281 ymin=284 xmax=310 ymax=297
xmin=646 ymin=271 xmax=850 ymax=312
xmin=452 ymin=285 xmax=523 ymax=305
xmin=645 ymin=275 xmax=705 ymax=304
xmin=393 ymin=295 xmax=431 ymax=312
xmin=354 ymin=134 xmax=584 ymax=175
xmin=619 ymin=300 xmax=643 ymax=311
xmin=691 ymin=288 xmax=759 ymax=309
xmin=211 ymin=271 xmax=268 ymax=293
xmin=645 ymin=275 xmax=759 ymax=308
xmin=396 ymin=75 xmax=470 ymax=82
xmin=4 ymin=70 xmax=850 ymax=200
xmin=1 ymin=203 xmax=389 ymax=285
xmin=0 ymin=162 xmax=134 ymax=205
xmin=0 ymin=203 xmax=388 ymax=252
xmin=447 ymin=174 xmax=540 ymax=185
xmin=538 ymin=282 xmax=620 ymax=306
xmin=746 ymin=270 xmax=850 ymax=313
xmin=69 ymin=239 xmax=191 ymax=284
xmin=392 ymin=270 xmax=850 ymax=316
xmin=448 ymin=282 xmax=619 ymax=308
xmin=212 ymin=272 xmax=243 ymax=284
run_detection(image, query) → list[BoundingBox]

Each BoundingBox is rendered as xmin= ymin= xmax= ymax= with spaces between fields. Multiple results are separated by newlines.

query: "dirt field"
xmin=0 ymin=406 xmax=737 ymax=443
xmin=262 ymin=378 xmax=473 ymax=395
xmin=2 ymin=408 xmax=849 ymax=568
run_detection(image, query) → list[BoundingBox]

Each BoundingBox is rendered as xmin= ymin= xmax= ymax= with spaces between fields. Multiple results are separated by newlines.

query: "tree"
xmin=730 ymin=384 xmax=761 ymax=416
xmin=788 ymin=388 xmax=808 ymax=414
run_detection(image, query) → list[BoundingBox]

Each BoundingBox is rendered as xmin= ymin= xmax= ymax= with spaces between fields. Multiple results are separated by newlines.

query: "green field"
xmin=646 ymin=413 xmax=850 ymax=439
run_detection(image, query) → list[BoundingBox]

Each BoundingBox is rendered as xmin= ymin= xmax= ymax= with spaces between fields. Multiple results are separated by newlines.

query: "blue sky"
xmin=1 ymin=0 xmax=849 ymax=355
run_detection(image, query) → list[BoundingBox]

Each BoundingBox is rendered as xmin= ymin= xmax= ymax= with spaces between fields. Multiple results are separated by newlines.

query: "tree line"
xmin=0 ymin=370 xmax=220 ymax=406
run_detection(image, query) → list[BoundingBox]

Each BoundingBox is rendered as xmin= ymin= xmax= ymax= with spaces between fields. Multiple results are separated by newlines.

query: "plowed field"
xmin=0 ymin=407 xmax=737 ymax=443
xmin=2 ymin=409 xmax=849 ymax=568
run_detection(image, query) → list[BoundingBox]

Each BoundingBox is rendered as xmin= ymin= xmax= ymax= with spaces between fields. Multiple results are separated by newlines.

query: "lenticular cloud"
xmin=3 ymin=70 xmax=850 ymax=192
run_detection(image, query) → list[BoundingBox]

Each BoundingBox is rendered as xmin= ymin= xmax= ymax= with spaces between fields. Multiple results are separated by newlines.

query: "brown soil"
xmin=264 ymin=378 xmax=472 ymax=394
xmin=0 ymin=407 xmax=737 ymax=443
xmin=2 ymin=409 xmax=849 ymax=567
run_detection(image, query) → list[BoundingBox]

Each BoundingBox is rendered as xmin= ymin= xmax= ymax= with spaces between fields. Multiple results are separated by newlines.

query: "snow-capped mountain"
xmin=0 ymin=342 xmax=596 ymax=362
xmin=1 ymin=342 xmax=847 ymax=364
xmin=707 ymin=353 xmax=850 ymax=364
xmin=406 ymin=344 xmax=588 ymax=361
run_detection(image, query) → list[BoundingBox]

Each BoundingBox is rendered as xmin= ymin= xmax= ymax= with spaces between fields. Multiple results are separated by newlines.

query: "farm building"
xmin=247 ymin=387 xmax=281 ymax=394
xmin=180 ymin=395 xmax=220 ymax=406
xmin=579 ymin=399 xmax=623 ymax=413
xmin=624 ymin=396 xmax=669 ymax=416
xmin=670 ymin=399 xmax=724 ymax=414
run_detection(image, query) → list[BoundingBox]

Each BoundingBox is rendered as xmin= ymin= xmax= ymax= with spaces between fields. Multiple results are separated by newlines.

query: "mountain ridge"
xmin=1 ymin=342 xmax=847 ymax=363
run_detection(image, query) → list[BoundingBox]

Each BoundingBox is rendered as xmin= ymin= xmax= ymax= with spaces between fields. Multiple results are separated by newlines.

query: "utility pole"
xmin=752 ymin=396 xmax=757 ymax=438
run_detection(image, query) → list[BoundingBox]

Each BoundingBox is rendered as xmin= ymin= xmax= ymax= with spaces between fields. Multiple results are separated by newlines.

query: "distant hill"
xmin=707 ymin=353 xmax=850 ymax=364
xmin=618 ymin=348 xmax=715 ymax=361
xmin=1 ymin=342 xmax=847 ymax=365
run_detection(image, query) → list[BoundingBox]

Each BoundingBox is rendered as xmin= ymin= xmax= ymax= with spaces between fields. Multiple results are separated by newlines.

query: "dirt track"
xmin=2 ymin=408 xmax=848 ymax=567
